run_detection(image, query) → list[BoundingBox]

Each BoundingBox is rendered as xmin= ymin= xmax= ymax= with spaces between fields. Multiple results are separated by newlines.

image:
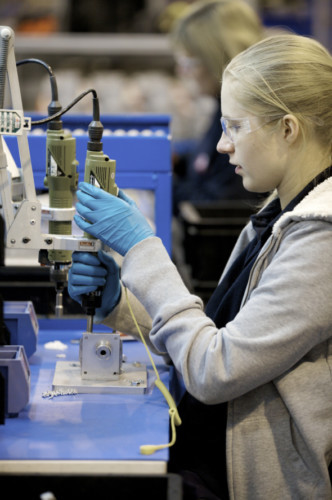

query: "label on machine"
xmin=0 ymin=109 xmax=31 ymax=135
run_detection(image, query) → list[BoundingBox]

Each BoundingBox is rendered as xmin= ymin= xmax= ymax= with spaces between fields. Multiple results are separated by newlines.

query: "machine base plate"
xmin=52 ymin=360 xmax=147 ymax=394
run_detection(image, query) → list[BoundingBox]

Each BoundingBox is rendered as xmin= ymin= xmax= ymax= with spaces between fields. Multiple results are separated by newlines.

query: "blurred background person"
xmin=169 ymin=0 xmax=266 ymax=215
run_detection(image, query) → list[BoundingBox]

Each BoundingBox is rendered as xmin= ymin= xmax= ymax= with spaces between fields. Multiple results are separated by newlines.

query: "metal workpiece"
xmin=52 ymin=331 xmax=147 ymax=395
xmin=80 ymin=332 xmax=122 ymax=381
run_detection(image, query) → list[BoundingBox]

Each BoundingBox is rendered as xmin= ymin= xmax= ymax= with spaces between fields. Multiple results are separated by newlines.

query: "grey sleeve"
xmin=121 ymin=226 xmax=332 ymax=404
xmin=102 ymin=284 xmax=164 ymax=356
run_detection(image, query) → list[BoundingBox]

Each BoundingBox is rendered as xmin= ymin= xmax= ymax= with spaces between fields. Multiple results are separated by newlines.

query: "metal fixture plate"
xmin=52 ymin=360 xmax=147 ymax=394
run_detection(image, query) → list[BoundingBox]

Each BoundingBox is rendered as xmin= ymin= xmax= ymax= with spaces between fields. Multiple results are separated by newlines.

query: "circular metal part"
xmin=95 ymin=341 xmax=112 ymax=360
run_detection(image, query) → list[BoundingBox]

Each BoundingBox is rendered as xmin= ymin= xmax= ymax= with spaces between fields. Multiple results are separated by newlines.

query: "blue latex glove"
xmin=68 ymin=249 xmax=121 ymax=322
xmin=74 ymin=182 xmax=154 ymax=256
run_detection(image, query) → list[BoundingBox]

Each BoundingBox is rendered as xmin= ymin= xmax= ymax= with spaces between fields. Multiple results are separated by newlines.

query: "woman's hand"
xmin=68 ymin=250 xmax=121 ymax=322
xmin=74 ymin=182 xmax=154 ymax=256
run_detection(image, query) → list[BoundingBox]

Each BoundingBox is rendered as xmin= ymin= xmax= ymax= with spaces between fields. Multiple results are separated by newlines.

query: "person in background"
xmin=68 ymin=34 xmax=332 ymax=499
xmin=170 ymin=0 xmax=265 ymax=214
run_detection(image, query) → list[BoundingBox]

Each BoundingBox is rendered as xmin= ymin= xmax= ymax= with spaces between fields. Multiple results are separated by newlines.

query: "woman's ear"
xmin=282 ymin=114 xmax=299 ymax=144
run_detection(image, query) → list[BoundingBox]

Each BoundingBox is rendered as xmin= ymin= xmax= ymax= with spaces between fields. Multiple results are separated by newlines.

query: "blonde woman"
xmin=171 ymin=0 xmax=265 ymax=213
xmin=69 ymin=34 xmax=332 ymax=499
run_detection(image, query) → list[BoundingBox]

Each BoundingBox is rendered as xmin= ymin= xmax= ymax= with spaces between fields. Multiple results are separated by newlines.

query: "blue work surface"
xmin=0 ymin=320 xmax=171 ymax=475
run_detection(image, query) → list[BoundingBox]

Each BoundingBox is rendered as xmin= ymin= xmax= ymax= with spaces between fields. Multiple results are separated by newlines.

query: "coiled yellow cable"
xmin=124 ymin=287 xmax=181 ymax=455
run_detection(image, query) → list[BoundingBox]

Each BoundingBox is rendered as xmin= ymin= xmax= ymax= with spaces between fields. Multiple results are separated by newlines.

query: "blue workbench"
xmin=0 ymin=319 xmax=172 ymax=475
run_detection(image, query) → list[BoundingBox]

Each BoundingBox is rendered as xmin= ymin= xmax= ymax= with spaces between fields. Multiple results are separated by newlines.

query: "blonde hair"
xmin=171 ymin=0 xmax=264 ymax=82
xmin=223 ymin=34 xmax=332 ymax=150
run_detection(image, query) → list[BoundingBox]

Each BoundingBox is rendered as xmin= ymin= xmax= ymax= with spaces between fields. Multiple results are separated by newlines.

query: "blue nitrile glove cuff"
xmin=74 ymin=183 xmax=154 ymax=256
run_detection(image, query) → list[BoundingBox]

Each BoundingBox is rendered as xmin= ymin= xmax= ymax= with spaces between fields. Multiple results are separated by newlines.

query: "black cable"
xmin=30 ymin=88 xmax=98 ymax=126
xmin=16 ymin=57 xmax=59 ymax=117
xmin=16 ymin=57 xmax=98 ymax=126
xmin=16 ymin=58 xmax=99 ymax=127
xmin=16 ymin=58 xmax=53 ymax=77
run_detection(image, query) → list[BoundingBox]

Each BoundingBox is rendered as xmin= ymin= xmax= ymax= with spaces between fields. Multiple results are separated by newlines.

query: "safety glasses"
xmin=220 ymin=116 xmax=281 ymax=143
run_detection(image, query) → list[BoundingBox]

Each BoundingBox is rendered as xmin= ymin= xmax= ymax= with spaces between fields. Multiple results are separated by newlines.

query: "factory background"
xmin=0 ymin=0 xmax=331 ymax=146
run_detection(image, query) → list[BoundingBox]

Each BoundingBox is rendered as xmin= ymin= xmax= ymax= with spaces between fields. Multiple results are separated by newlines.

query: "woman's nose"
xmin=217 ymin=132 xmax=234 ymax=154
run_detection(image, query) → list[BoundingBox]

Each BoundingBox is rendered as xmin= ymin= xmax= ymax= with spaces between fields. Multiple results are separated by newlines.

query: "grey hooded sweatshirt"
xmin=104 ymin=176 xmax=332 ymax=499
